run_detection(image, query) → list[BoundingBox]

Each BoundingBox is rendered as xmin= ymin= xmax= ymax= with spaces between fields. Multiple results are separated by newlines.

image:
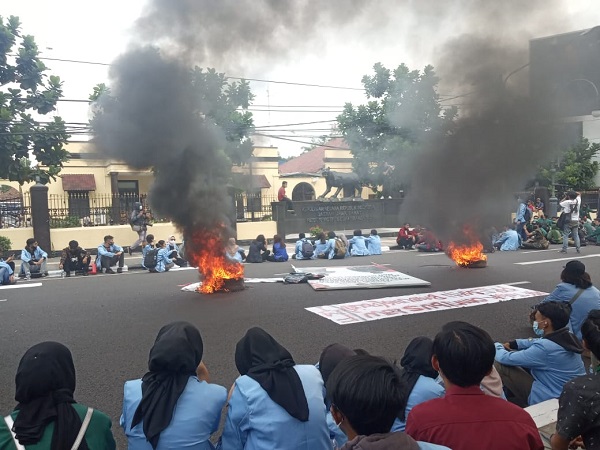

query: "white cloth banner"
xmin=306 ymin=284 xmax=548 ymax=324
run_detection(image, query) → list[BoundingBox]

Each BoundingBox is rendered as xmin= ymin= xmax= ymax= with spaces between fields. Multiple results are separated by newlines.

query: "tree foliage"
xmin=0 ymin=16 xmax=69 ymax=185
xmin=337 ymin=63 xmax=456 ymax=190
xmin=536 ymin=138 xmax=600 ymax=192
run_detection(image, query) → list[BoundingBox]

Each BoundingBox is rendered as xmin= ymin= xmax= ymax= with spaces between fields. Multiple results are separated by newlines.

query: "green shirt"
xmin=0 ymin=403 xmax=116 ymax=450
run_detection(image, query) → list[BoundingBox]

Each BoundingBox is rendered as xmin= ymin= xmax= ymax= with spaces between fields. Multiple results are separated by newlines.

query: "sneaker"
xmin=559 ymin=249 xmax=567 ymax=253
xmin=128 ymin=247 xmax=133 ymax=256
xmin=117 ymin=268 xmax=123 ymax=274
xmin=576 ymin=248 xmax=581 ymax=253
xmin=65 ymin=272 xmax=71 ymax=277
xmin=105 ymin=268 xmax=116 ymax=274
xmin=25 ymin=274 xmax=31 ymax=281
xmin=82 ymin=272 xmax=88 ymax=276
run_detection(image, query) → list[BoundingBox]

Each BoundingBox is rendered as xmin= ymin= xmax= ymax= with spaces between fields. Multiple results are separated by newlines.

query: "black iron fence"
xmin=233 ymin=193 xmax=278 ymax=222
xmin=0 ymin=194 xmax=31 ymax=229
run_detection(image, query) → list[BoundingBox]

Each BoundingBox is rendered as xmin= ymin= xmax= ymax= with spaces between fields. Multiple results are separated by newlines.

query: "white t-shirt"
xmin=560 ymin=195 xmax=581 ymax=221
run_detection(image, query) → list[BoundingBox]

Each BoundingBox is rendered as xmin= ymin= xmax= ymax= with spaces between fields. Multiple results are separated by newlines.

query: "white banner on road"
xmin=298 ymin=265 xmax=430 ymax=291
xmin=306 ymin=284 xmax=548 ymax=324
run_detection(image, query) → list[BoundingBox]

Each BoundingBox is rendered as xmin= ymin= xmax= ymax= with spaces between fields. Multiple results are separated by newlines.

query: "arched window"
xmin=291 ymin=182 xmax=315 ymax=201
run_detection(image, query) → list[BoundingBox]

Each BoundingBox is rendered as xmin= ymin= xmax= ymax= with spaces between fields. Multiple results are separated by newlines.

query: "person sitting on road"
xmin=20 ymin=238 xmax=48 ymax=279
xmin=96 ymin=235 xmax=125 ymax=274
xmin=294 ymin=232 xmax=315 ymax=260
xmin=397 ymin=223 xmax=417 ymax=249
xmin=584 ymin=217 xmax=600 ymax=245
xmin=165 ymin=235 xmax=188 ymax=267
xmin=415 ymin=228 xmax=443 ymax=252
xmin=59 ymin=240 xmax=90 ymax=277
xmin=348 ymin=229 xmax=371 ymax=256
xmin=406 ymin=322 xmax=543 ymax=450
xmin=328 ymin=354 xmax=445 ymax=450
xmin=267 ymin=235 xmax=289 ymax=262
xmin=317 ymin=343 xmax=357 ymax=449
xmin=0 ymin=254 xmax=16 ymax=285
xmin=541 ymin=260 xmax=600 ymax=341
xmin=150 ymin=240 xmax=175 ymax=273
xmin=365 ymin=229 xmax=382 ymax=255
xmin=220 ymin=327 xmax=330 ymax=450
xmin=493 ymin=224 xmax=521 ymax=251
xmin=520 ymin=223 xmax=550 ymax=250
xmin=121 ymin=322 xmax=226 ymax=450
xmin=547 ymin=223 xmax=564 ymax=244
xmin=314 ymin=232 xmax=330 ymax=259
xmin=141 ymin=234 xmax=155 ymax=270
xmin=225 ymin=238 xmax=246 ymax=264
xmin=552 ymin=310 xmax=600 ymax=450
xmin=495 ymin=301 xmax=586 ymax=407
xmin=0 ymin=341 xmax=116 ymax=449
xmin=246 ymin=234 xmax=270 ymax=263
xmin=391 ymin=337 xmax=445 ymax=433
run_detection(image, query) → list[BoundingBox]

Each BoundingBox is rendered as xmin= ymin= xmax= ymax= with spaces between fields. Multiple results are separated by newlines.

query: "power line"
xmin=253 ymin=132 xmax=348 ymax=149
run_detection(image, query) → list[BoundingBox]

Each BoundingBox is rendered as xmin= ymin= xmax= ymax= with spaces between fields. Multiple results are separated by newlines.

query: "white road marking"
xmin=0 ymin=283 xmax=43 ymax=290
xmin=520 ymin=249 xmax=556 ymax=254
xmin=417 ymin=252 xmax=446 ymax=257
xmin=515 ymin=254 xmax=600 ymax=265
xmin=0 ymin=299 xmax=6 ymax=302
xmin=506 ymin=281 xmax=531 ymax=286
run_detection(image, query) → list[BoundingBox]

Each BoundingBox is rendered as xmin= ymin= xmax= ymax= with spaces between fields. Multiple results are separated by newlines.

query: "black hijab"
xmin=235 ymin=327 xmax=309 ymax=422
xmin=398 ymin=337 xmax=438 ymax=421
xmin=318 ymin=343 xmax=356 ymax=385
xmin=14 ymin=341 xmax=89 ymax=450
xmin=131 ymin=322 xmax=204 ymax=449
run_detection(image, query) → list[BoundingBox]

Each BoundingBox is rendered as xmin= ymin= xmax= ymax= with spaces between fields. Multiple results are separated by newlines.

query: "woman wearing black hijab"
xmin=220 ymin=327 xmax=330 ymax=450
xmin=0 ymin=341 xmax=115 ymax=450
xmin=391 ymin=337 xmax=445 ymax=432
xmin=121 ymin=322 xmax=226 ymax=450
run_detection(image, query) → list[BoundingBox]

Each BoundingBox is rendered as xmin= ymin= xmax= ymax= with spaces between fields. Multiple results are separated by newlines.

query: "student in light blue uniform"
xmin=294 ymin=232 xmax=315 ymax=260
xmin=392 ymin=337 xmax=445 ymax=432
xmin=96 ymin=235 xmax=125 ymax=273
xmin=493 ymin=224 xmax=521 ymax=251
xmin=325 ymin=231 xmax=338 ymax=260
xmin=141 ymin=234 xmax=155 ymax=269
xmin=318 ymin=343 xmax=357 ymax=449
xmin=541 ymin=260 xmax=600 ymax=340
xmin=365 ymin=229 xmax=382 ymax=255
xmin=220 ymin=327 xmax=331 ymax=450
xmin=0 ymin=257 xmax=15 ymax=285
xmin=121 ymin=322 xmax=227 ymax=450
xmin=495 ymin=301 xmax=586 ymax=406
xmin=20 ymin=238 xmax=48 ymax=278
xmin=314 ymin=232 xmax=330 ymax=259
xmin=154 ymin=240 xmax=175 ymax=273
xmin=348 ymin=229 xmax=371 ymax=256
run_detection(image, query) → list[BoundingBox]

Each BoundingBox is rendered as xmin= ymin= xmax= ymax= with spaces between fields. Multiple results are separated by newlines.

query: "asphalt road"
xmin=1 ymin=241 xmax=599 ymax=447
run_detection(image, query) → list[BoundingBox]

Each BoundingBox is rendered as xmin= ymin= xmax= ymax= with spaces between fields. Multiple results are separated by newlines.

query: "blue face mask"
xmin=533 ymin=321 xmax=544 ymax=337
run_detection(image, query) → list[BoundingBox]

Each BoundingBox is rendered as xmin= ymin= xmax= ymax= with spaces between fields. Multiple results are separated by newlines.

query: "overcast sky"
xmin=3 ymin=1 xmax=599 ymax=157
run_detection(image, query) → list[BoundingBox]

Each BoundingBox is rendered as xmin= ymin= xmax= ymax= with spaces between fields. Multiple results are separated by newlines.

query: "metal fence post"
xmin=30 ymin=182 xmax=51 ymax=253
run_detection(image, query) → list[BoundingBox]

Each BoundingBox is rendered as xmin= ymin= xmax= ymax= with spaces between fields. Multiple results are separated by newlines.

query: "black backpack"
xmin=144 ymin=248 xmax=159 ymax=269
xmin=301 ymin=239 xmax=314 ymax=258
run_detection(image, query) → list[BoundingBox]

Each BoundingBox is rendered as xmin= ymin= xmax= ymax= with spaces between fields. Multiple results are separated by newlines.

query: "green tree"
xmin=536 ymin=138 xmax=600 ymax=192
xmin=0 ymin=16 xmax=70 ymax=185
xmin=337 ymin=62 xmax=456 ymax=191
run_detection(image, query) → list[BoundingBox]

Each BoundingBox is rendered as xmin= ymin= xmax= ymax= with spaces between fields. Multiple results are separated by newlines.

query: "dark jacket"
xmin=246 ymin=240 xmax=268 ymax=263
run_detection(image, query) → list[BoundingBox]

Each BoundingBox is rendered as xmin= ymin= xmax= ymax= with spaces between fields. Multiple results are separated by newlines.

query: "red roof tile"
xmin=0 ymin=185 xmax=20 ymax=201
xmin=231 ymin=173 xmax=271 ymax=189
xmin=61 ymin=174 xmax=96 ymax=191
xmin=279 ymin=138 xmax=350 ymax=175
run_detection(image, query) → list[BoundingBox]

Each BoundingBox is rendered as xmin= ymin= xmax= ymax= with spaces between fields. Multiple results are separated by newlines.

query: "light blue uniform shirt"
xmin=0 ymin=260 xmax=13 ymax=284
xmin=314 ymin=240 xmax=329 ymax=258
xmin=494 ymin=229 xmax=520 ymax=251
xmin=141 ymin=244 xmax=153 ymax=269
xmin=220 ymin=365 xmax=331 ymax=450
xmin=96 ymin=243 xmax=124 ymax=266
xmin=155 ymin=248 xmax=174 ymax=272
xmin=495 ymin=339 xmax=585 ymax=405
xmin=294 ymin=239 xmax=315 ymax=260
xmin=20 ymin=246 xmax=47 ymax=262
xmin=348 ymin=236 xmax=371 ymax=256
xmin=365 ymin=235 xmax=382 ymax=255
xmin=542 ymin=282 xmax=600 ymax=340
xmin=121 ymin=377 xmax=226 ymax=450
xmin=391 ymin=375 xmax=445 ymax=432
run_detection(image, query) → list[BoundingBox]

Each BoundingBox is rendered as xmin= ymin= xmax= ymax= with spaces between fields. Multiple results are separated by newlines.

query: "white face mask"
xmin=169 ymin=239 xmax=176 ymax=244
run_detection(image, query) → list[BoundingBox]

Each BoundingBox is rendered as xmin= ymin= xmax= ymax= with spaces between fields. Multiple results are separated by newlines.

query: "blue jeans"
xmin=563 ymin=221 xmax=580 ymax=251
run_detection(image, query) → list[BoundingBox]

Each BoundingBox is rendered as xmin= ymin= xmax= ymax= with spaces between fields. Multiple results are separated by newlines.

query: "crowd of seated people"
xmin=4 ymin=303 xmax=600 ymax=449
xmin=395 ymin=224 xmax=443 ymax=252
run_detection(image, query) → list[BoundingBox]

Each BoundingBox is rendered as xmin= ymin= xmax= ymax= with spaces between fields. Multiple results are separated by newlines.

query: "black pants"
xmin=100 ymin=253 xmax=124 ymax=269
xmin=397 ymin=237 xmax=415 ymax=249
xmin=168 ymin=251 xmax=188 ymax=267
xmin=64 ymin=258 xmax=89 ymax=274
xmin=281 ymin=198 xmax=294 ymax=211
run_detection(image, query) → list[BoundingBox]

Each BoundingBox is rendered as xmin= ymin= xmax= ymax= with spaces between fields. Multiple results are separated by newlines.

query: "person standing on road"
xmin=559 ymin=191 xmax=581 ymax=254
xmin=96 ymin=235 xmax=125 ymax=274
xmin=129 ymin=202 xmax=151 ymax=255
xmin=20 ymin=238 xmax=48 ymax=279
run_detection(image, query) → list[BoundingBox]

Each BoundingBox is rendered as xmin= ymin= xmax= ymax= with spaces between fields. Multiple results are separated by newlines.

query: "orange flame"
xmin=446 ymin=226 xmax=488 ymax=267
xmin=188 ymin=226 xmax=244 ymax=294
